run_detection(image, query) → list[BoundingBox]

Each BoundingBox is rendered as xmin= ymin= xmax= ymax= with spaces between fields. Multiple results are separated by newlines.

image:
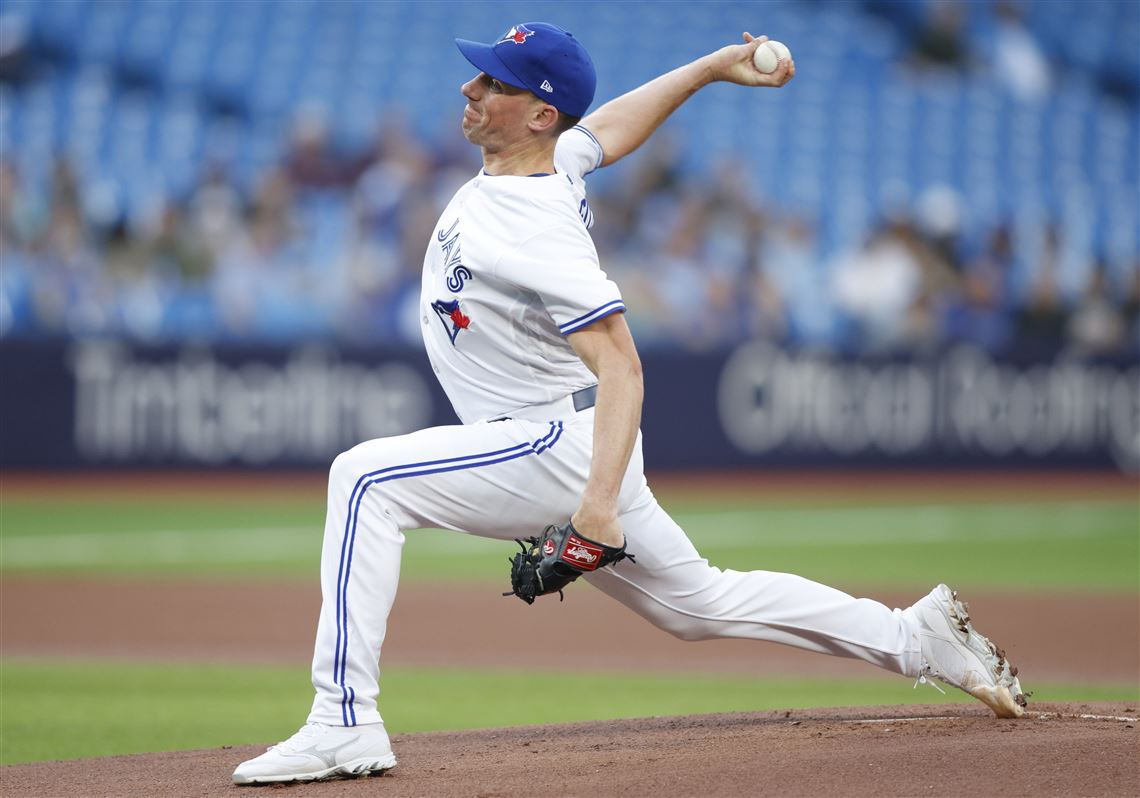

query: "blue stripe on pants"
xmin=333 ymin=422 xmax=564 ymax=725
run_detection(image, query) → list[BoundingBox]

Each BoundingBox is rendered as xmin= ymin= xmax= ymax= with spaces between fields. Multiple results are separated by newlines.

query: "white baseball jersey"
xmin=304 ymin=125 xmax=924 ymax=731
xmin=420 ymin=126 xmax=621 ymax=423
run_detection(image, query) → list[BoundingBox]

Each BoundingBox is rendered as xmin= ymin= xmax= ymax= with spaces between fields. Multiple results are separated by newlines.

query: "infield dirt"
xmin=2 ymin=703 xmax=1137 ymax=797
xmin=3 ymin=577 xmax=1139 ymax=796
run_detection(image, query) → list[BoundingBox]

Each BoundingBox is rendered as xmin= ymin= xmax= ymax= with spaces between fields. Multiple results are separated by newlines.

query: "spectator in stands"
xmin=758 ymin=213 xmax=822 ymax=345
xmin=915 ymin=185 xmax=964 ymax=275
xmin=0 ymin=158 xmax=37 ymax=333
xmin=1122 ymin=265 xmax=1140 ymax=351
xmin=213 ymin=168 xmax=301 ymax=336
xmin=651 ymin=196 xmax=723 ymax=348
xmin=27 ymin=160 xmax=106 ymax=335
xmin=104 ymin=194 xmax=208 ymax=288
xmin=189 ymin=162 xmax=244 ymax=264
xmin=942 ymin=224 xmax=1017 ymax=353
xmin=702 ymin=158 xmax=775 ymax=344
xmin=1015 ymin=226 xmax=1068 ymax=354
xmin=831 ymin=217 xmax=953 ymax=352
xmin=152 ymin=202 xmax=212 ymax=284
xmin=909 ymin=186 xmax=966 ymax=348
xmin=989 ymin=0 xmax=1052 ymax=102
xmin=830 ymin=220 xmax=924 ymax=351
xmin=1067 ymin=261 xmax=1126 ymax=355
xmin=0 ymin=14 xmax=31 ymax=85
xmin=614 ymin=134 xmax=686 ymax=246
xmin=351 ymin=116 xmax=433 ymax=280
xmin=336 ymin=148 xmax=426 ymax=342
xmin=0 ymin=159 xmax=34 ymax=250
xmin=909 ymin=1 xmax=970 ymax=72
xmin=284 ymin=109 xmax=364 ymax=191
xmin=43 ymin=161 xmax=86 ymax=262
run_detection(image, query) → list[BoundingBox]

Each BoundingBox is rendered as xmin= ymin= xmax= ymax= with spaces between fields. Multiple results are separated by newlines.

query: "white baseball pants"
xmin=307 ymin=405 xmax=922 ymax=726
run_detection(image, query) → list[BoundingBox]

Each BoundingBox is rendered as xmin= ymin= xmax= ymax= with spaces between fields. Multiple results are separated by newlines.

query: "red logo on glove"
xmin=560 ymin=535 xmax=603 ymax=570
xmin=542 ymin=538 xmax=556 ymax=556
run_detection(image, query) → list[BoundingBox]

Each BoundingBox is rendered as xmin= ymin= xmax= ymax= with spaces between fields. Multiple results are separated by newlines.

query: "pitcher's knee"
xmin=329 ymin=441 xmax=388 ymax=489
xmin=329 ymin=445 xmax=391 ymax=512
xmin=651 ymin=612 xmax=719 ymax=642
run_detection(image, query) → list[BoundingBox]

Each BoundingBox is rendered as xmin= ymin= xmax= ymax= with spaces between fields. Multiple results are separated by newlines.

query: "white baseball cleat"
xmin=909 ymin=584 xmax=1028 ymax=718
xmin=232 ymin=721 xmax=397 ymax=785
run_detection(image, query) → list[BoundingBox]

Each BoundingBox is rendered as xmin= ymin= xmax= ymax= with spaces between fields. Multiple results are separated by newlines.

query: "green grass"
xmin=2 ymin=659 xmax=1136 ymax=765
xmin=2 ymin=487 xmax=1134 ymax=766
xmin=2 ymin=494 xmax=1136 ymax=591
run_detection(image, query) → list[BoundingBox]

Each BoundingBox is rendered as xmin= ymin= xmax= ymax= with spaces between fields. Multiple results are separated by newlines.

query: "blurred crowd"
xmin=1 ymin=0 xmax=1137 ymax=358
xmin=2 ymin=114 xmax=1136 ymax=357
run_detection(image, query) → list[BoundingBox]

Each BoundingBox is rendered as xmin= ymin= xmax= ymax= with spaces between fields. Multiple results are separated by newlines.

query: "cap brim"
xmin=455 ymin=38 xmax=530 ymax=92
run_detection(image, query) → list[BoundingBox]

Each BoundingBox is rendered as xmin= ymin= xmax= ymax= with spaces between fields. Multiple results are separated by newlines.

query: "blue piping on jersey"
xmin=559 ymin=300 xmax=626 ymax=335
xmin=481 ymin=170 xmax=552 ymax=177
xmin=333 ymin=421 xmax=565 ymax=725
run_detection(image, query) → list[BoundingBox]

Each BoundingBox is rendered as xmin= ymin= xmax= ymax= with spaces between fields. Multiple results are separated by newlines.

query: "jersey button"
xmin=422 ymin=315 xmax=428 ymax=325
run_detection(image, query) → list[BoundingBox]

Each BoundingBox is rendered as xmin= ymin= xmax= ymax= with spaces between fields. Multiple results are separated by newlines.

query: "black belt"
xmin=571 ymin=384 xmax=598 ymax=411
xmin=492 ymin=385 xmax=597 ymax=422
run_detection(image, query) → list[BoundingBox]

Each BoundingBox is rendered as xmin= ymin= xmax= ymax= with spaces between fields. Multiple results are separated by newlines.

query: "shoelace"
xmin=912 ymin=665 xmax=947 ymax=695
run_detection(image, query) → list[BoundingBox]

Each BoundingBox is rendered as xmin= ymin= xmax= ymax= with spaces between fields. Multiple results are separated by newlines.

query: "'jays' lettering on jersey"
xmin=421 ymin=125 xmax=621 ymax=423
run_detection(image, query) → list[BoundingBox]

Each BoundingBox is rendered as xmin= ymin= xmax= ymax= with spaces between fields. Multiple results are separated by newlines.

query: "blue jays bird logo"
xmin=431 ymin=299 xmax=471 ymax=345
xmin=500 ymin=25 xmax=534 ymax=45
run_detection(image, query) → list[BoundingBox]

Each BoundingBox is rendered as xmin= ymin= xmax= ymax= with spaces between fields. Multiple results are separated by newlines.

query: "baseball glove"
xmin=504 ymin=521 xmax=635 ymax=604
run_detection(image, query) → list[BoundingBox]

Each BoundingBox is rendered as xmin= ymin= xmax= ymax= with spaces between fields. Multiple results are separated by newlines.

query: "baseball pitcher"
xmin=234 ymin=23 xmax=1026 ymax=785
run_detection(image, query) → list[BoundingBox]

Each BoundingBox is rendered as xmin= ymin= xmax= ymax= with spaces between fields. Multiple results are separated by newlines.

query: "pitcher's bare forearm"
xmin=566 ymin=313 xmax=643 ymax=546
xmin=581 ymin=32 xmax=794 ymax=167
xmin=581 ymin=59 xmax=713 ymax=167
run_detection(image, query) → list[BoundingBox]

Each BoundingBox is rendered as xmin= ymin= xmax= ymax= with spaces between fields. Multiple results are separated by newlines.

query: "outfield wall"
xmin=1 ymin=340 xmax=1135 ymax=472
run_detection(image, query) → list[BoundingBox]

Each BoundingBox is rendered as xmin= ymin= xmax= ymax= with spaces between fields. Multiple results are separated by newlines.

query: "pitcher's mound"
xmin=2 ymin=703 xmax=1136 ymax=797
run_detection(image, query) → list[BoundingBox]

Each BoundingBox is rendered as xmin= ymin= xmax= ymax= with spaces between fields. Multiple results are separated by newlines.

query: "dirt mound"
xmin=3 ymin=703 xmax=1136 ymax=797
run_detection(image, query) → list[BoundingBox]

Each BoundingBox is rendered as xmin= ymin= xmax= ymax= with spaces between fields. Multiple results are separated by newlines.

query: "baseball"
xmin=752 ymin=40 xmax=791 ymax=74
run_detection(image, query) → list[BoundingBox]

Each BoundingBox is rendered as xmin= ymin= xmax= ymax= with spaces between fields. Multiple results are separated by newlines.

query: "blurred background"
xmin=0 ymin=0 xmax=1137 ymax=471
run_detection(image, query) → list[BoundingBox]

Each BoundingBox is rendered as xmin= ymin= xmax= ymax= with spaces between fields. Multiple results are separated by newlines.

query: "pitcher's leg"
xmin=308 ymin=445 xmax=405 ymax=726
xmin=308 ymin=417 xmax=587 ymax=727
xmin=586 ymin=491 xmax=922 ymax=676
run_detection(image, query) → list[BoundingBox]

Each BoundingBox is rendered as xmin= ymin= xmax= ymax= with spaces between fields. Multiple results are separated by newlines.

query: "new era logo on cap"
xmin=540 ymin=80 xmax=553 ymax=93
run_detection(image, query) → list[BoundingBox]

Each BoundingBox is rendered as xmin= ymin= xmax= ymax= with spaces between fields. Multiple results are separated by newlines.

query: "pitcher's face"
xmin=460 ymin=72 xmax=543 ymax=150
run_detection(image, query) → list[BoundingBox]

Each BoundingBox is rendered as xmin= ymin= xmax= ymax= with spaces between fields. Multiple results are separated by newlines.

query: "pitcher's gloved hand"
xmin=504 ymin=520 xmax=635 ymax=604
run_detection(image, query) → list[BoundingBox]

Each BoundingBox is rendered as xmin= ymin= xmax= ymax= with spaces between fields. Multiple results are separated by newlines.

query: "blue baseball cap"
xmin=455 ymin=23 xmax=596 ymax=117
